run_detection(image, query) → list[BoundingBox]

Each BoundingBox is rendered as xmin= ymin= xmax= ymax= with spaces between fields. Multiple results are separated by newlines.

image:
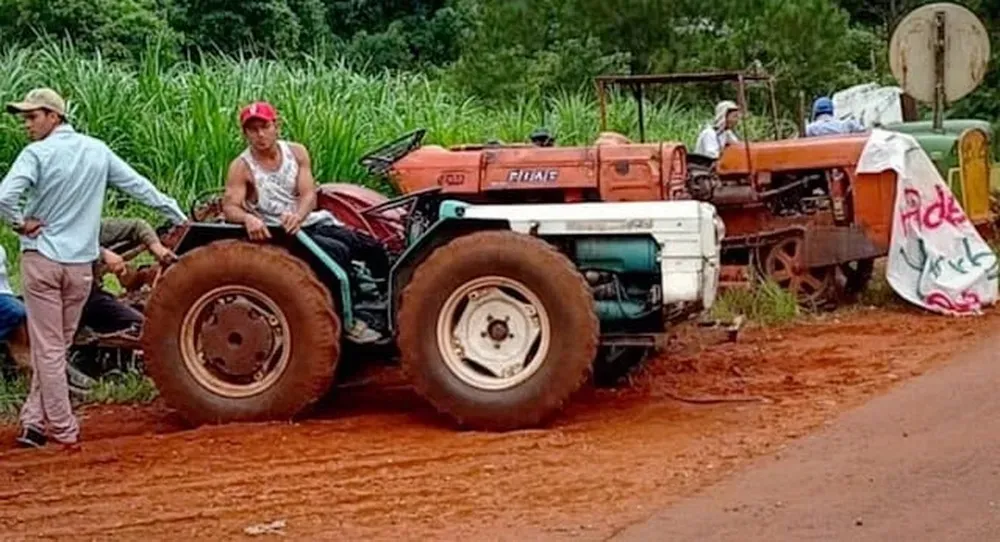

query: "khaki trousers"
xmin=18 ymin=251 xmax=93 ymax=444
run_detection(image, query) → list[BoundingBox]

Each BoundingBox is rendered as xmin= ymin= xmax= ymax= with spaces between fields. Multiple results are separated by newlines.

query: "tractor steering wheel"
xmin=358 ymin=129 xmax=427 ymax=177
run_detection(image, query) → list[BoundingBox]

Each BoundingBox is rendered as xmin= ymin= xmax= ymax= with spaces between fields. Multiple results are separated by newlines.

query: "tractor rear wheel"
xmin=142 ymin=240 xmax=341 ymax=425
xmin=397 ymin=231 xmax=599 ymax=431
xmin=757 ymin=236 xmax=837 ymax=307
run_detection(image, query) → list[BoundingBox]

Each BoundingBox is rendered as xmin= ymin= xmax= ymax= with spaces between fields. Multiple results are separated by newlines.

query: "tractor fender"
xmin=801 ymin=224 xmax=886 ymax=268
xmin=170 ymin=222 xmax=355 ymax=327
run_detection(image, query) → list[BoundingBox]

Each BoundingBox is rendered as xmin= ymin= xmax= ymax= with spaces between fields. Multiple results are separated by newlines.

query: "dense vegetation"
xmin=3 ymin=0 xmax=997 ymax=407
xmin=0 ymin=0 xmax=998 ymax=268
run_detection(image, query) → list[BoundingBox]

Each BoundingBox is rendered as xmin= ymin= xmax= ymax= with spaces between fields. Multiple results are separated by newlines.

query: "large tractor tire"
xmin=142 ymin=240 xmax=341 ymax=426
xmin=397 ymin=230 xmax=599 ymax=431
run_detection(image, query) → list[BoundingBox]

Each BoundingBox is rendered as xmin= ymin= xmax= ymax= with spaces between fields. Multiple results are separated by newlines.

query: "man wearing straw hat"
xmin=0 ymin=87 xmax=188 ymax=449
xmin=694 ymin=100 xmax=742 ymax=159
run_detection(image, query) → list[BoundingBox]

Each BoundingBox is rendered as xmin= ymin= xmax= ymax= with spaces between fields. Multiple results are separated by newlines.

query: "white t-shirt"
xmin=694 ymin=125 xmax=739 ymax=159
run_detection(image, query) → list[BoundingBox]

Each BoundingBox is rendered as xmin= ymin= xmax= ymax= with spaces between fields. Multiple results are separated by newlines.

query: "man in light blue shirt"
xmin=0 ymin=87 xmax=188 ymax=449
xmin=805 ymin=97 xmax=867 ymax=137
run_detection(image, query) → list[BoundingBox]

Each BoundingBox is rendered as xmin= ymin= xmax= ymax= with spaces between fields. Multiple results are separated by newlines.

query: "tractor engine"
xmin=573 ymin=239 xmax=662 ymax=326
xmin=683 ymin=157 xmax=844 ymax=221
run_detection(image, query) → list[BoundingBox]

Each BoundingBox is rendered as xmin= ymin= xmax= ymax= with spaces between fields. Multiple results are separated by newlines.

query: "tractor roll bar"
xmin=594 ymin=70 xmax=783 ymax=144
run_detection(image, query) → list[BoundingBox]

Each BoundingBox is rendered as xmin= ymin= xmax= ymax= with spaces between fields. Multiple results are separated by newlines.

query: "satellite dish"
xmin=889 ymin=2 xmax=990 ymax=104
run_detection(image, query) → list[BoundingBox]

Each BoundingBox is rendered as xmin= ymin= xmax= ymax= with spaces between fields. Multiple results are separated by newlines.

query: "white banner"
xmin=856 ymin=129 xmax=999 ymax=315
xmin=832 ymin=83 xmax=904 ymax=128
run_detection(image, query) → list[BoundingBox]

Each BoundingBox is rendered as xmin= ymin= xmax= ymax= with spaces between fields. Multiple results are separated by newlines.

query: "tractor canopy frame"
xmin=594 ymin=70 xmax=784 ymax=145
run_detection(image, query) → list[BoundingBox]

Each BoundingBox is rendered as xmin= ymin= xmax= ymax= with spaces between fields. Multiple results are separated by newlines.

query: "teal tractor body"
xmin=140 ymin=194 xmax=724 ymax=432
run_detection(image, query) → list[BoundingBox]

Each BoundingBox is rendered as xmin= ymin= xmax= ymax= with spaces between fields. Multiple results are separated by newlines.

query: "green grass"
xmin=87 ymin=370 xmax=158 ymax=404
xmin=0 ymin=42 xmax=789 ymax=281
xmin=0 ymin=368 xmax=157 ymax=423
xmin=0 ymin=372 xmax=29 ymax=420
xmin=710 ymin=279 xmax=801 ymax=327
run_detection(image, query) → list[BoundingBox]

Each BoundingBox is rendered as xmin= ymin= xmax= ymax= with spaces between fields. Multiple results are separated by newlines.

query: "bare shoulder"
xmin=225 ymin=156 xmax=250 ymax=184
xmin=288 ymin=142 xmax=311 ymax=164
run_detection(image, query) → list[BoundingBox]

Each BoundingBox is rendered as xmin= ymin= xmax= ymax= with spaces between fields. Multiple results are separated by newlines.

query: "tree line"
xmin=0 ymin=0 xmax=997 ymax=121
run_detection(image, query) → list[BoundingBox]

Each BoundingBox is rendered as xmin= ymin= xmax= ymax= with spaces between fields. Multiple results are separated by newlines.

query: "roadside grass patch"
xmin=87 ymin=371 xmax=159 ymax=405
xmin=0 ymin=365 xmax=157 ymax=423
xmin=710 ymin=279 xmax=800 ymax=326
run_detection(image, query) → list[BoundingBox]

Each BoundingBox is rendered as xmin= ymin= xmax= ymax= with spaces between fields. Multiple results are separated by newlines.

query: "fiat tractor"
xmin=376 ymin=70 xmax=899 ymax=312
xmin=139 ymin=165 xmax=724 ymax=430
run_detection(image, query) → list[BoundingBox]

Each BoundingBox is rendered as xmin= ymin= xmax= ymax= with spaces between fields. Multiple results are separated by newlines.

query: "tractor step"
xmin=696 ymin=315 xmax=744 ymax=342
xmin=599 ymin=333 xmax=669 ymax=349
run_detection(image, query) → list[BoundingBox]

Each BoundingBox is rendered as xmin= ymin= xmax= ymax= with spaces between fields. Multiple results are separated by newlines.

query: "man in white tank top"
xmin=223 ymin=101 xmax=387 ymax=344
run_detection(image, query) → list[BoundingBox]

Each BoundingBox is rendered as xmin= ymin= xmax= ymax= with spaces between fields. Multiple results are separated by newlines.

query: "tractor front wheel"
xmin=142 ymin=240 xmax=341 ymax=425
xmin=397 ymin=231 xmax=599 ymax=431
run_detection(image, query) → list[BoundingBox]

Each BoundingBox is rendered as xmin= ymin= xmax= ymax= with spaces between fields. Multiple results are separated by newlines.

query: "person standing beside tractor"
xmin=0 ymin=87 xmax=188 ymax=449
xmin=694 ymin=100 xmax=741 ymax=159
xmin=805 ymin=97 xmax=867 ymax=137
xmin=222 ymin=100 xmax=388 ymax=344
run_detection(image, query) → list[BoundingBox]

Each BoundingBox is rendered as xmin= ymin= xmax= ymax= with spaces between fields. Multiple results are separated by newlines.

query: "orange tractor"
xmin=346 ymin=71 xmax=899 ymax=307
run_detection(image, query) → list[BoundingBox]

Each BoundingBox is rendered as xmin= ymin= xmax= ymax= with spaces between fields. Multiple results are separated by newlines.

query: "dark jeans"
xmin=0 ymin=293 xmax=26 ymax=341
xmin=80 ymin=288 xmax=143 ymax=334
xmin=304 ymin=223 xmax=390 ymax=279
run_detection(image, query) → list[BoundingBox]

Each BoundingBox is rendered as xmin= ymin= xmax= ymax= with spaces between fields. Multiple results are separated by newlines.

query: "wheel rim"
xmin=762 ymin=237 xmax=835 ymax=304
xmin=436 ymin=276 xmax=551 ymax=391
xmin=180 ymin=285 xmax=291 ymax=398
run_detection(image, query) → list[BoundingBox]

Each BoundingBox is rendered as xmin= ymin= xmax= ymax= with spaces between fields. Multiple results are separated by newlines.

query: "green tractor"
xmin=140 ymin=151 xmax=724 ymax=430
xmin=883 ymin=119 xmax=996 ymax=231
xmin=839 ymin=2 xmax=998 ymax=234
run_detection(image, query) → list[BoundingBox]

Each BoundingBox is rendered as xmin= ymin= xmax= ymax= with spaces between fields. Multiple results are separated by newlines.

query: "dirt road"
xmin=0 ymin=304 xmax=996 ymax=541
xmin=613 ymin=325 xmax=1000 ymax=542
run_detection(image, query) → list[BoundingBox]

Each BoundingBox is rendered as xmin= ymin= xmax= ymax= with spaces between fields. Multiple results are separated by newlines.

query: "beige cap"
xmin=6 ymin=87 xmax=66 ymax=117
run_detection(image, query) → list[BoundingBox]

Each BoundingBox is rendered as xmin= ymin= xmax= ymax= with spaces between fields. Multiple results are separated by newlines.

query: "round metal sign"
xmin=889 ymin=2 xmax=990 ymax=104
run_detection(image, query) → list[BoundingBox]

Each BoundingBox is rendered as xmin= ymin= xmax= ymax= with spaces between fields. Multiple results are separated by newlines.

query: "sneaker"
xmin=66 ymin=362 xmax=96 ymax=401
xmin=344 ymin=320 xmax=382 ymax=344
xmin=15 ymin=424 xmax=46 ymax=448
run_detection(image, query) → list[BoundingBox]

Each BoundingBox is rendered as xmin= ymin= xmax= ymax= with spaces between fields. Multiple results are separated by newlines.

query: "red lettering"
xmin=922 ymin=185 xmax=967 ymax=229
xmin=901 ymin=188 xmax=922 ymax=236
xmin=944 ymin=189 xmax=968 ymax=227
xmin=900 ymin=186 xmax=968 ymax=235
xmin=925 ymin=290 xmax=982 ymax=314
xmin=922 ymin=186 xmax=946 ymax=228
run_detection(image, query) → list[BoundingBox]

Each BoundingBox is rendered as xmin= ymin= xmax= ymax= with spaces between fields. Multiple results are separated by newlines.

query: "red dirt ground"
xmin=0 ymin=303 xmax=997 ymax=541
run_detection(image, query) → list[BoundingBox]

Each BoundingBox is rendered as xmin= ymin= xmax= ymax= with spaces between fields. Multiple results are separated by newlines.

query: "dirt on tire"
xmin=141 ymin=239 xmax=341 ymax=425
xmin=396 ymin=230 xmax=600 ymax=431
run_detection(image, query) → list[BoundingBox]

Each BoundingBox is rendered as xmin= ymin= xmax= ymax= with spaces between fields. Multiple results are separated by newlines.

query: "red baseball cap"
xmin=239 ymin=101 xmax=277 ymax=126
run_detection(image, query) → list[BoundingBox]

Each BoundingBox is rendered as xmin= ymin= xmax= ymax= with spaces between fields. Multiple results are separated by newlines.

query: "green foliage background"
xmin=0 ymin=0 xmax=998 ymax=283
